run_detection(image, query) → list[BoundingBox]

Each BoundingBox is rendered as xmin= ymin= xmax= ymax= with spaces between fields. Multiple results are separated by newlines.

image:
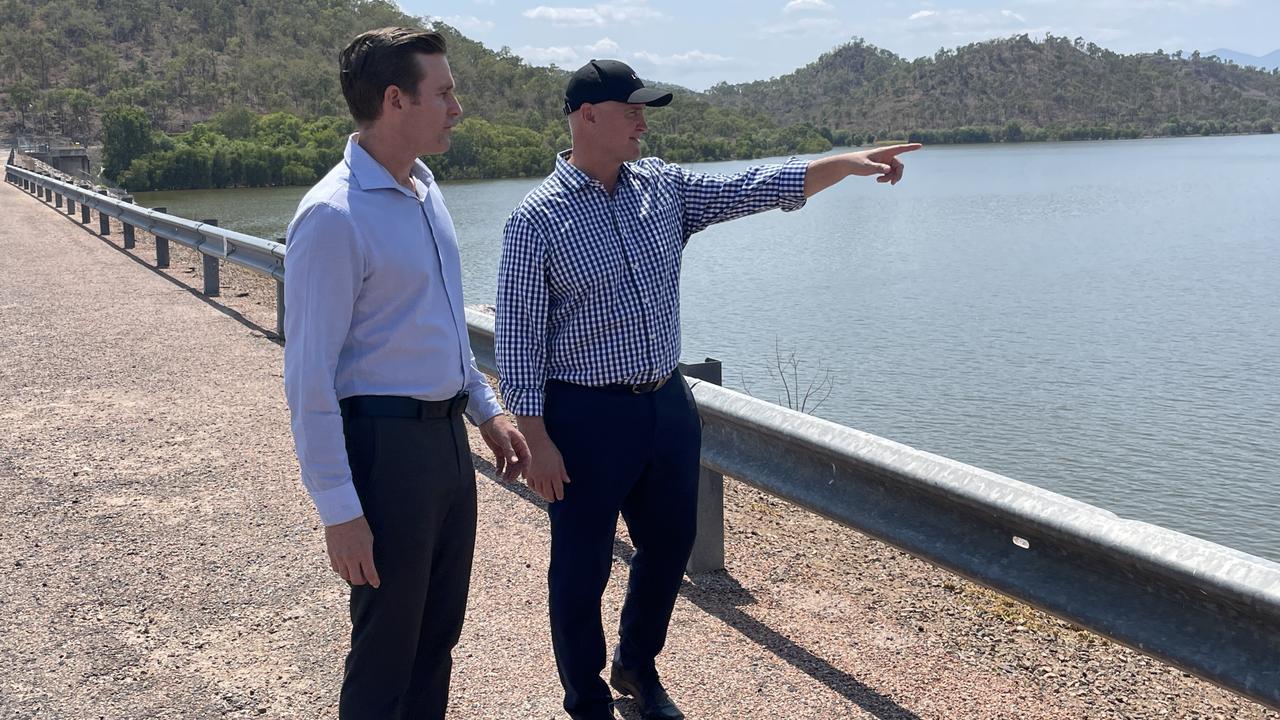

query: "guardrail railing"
xmin=6 ymin=163 xmax=287 ymax=335
xmin=8 ymin=158 xmax=1279 ymax=710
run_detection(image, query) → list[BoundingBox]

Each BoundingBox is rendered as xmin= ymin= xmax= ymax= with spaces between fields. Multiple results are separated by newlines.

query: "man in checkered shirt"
xmin=496 ymin=59 xmax=920 ymax=720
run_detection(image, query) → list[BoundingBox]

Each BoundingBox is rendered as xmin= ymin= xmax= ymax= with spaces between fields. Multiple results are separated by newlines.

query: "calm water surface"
xmin=137 ymin=135 xmax=1280 ymax=561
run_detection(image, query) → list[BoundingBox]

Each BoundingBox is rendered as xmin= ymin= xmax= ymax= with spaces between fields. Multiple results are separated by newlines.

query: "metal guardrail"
xmin=465 ymin=288 xmax=1280 ymax=712
xmin=8 ymin=159 xmax=1280 ymax=709
xmin=7 ymin=163 xmax=287 ymax=335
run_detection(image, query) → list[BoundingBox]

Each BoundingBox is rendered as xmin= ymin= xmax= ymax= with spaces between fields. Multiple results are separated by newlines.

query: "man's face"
xmin=403 ymin=53 xmax=461 ymax=155
xmin=589 ymin=101 xmax=648 ymax=161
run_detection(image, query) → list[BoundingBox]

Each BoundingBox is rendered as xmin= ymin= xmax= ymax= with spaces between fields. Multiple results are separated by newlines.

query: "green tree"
xmin=7 ymin=81 xmax=36 ymax=130
xmin=102 ymin=105 xmax=153 ymax=181
xmin=210 ymin=106 xmax=255 ymax=139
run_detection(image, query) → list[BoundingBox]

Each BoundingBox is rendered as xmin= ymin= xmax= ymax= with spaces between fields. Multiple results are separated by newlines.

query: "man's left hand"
xmin=479 ymin=415 xmax=531 ymax=482
xmin=850 ymin=143 xmax=922 ymax=185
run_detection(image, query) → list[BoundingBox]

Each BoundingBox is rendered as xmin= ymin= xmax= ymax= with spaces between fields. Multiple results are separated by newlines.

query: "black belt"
xmin=604 ymin=372 xmax=674 ymax=395
xmin=339 ymin=393 xmax=469 ymax=420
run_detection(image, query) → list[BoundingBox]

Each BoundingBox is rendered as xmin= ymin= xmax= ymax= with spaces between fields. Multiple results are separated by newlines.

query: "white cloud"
xmin=784 ymin=0 xmax=833 ymax=12
xmin=513 ymin=39 xmax=734 ymax=73
xmin=523 ymin=7 xmax=601 ymax=25
xmin=437 ymin=15 xmax=494 ymax=34
xmin=632 ymin=49 xmax=734 ymax=66
xmin=585 ymin=37 xmax=621 ymax=54
xmin=904 ymin=7 xmax=1044 ymax=36
xmin=522 ymin=1 xmax=667 ymax=27
xmin=515 ymin=45 xmax=583 ymax=67
xmin=759 ymin=16 xmax=850 ymax=39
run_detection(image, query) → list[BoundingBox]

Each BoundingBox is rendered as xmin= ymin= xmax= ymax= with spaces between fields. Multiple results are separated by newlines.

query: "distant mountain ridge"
xmin=1207 ymin=49 xmax=1280 ymax=71
xmin=2 ymin=0 xmax=1277 ymax=188
xmin=704 ymin=36 xmax=1280 ymax=138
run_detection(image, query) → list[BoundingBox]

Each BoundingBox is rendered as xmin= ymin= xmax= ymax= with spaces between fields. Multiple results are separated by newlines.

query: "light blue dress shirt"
xmin=284 ymin=135 xmax=502 ymax=526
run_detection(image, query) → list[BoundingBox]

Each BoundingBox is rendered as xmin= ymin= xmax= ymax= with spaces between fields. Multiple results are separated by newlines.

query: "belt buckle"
xmin=630 ymin=374 xmax=669 ymax=394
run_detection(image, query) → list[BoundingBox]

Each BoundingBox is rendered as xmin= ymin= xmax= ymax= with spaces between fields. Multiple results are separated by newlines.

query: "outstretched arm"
xmin=804 ymin=143 xmax=922 ymax=197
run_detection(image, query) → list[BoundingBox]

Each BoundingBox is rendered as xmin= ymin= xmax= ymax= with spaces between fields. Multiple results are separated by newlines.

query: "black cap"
xmin=563 ymin=59 xmax=673 ymax=115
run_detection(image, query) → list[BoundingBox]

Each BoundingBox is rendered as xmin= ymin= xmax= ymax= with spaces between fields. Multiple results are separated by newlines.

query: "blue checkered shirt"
xmin=496 ymin=151 xmax=809 ymax=416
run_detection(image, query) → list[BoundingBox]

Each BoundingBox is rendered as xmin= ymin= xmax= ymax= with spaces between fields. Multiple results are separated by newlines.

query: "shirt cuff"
xmin=310 ymin=481 xmax=364 ymax=526
xmin=502 ymin=386 xmax=544 ymax=417
xmin=466 ymin=387 xmax=504 ymax=426
xmin=779 ymin=158 xmax=809 ymax=212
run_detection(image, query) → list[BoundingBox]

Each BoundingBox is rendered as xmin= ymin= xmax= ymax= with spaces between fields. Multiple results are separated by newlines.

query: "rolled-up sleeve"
xmin=666 ymin=157 xmax=809 ymax=239
xmin=283 ymin=202 xmax=364 ymax=526
xmin=496 ymin=210 xmax=550 ymax=417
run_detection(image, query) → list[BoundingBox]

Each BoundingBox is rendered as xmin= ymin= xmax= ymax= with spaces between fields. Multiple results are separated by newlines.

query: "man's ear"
xmin=580 ymin=103 xmax=595 ymax=123
xmin=384 ymin=85 xmax=403 ymax=113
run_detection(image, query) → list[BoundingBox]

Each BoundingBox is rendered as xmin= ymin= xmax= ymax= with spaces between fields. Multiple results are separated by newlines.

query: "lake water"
xmin=136 ymin=135 xmax=1280 ymax=561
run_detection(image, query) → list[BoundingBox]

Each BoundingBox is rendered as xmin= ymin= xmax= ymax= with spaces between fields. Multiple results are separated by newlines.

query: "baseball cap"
xmin=563 ymin=59 xmax=674 ymax=115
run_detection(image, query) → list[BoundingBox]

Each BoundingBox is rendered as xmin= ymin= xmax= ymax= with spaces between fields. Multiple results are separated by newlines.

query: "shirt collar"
xmin=344 ymin=133 xmax=435 ymax=197
xmin=553 ymin=149 xmax=634 ymax=193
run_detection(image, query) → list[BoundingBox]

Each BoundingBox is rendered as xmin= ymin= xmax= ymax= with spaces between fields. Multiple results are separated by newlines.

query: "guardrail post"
xmin=201 ymin=219 xmax=220 ymax=297
xmin=98 ymin=208 xmax=110 ymax=236
xmin=275 ymin=236 xmax=286 ymax=340
xmin=680 ymin=357 xmax=726 ymax=574
xmin=66 ymin=196 xmax=75 ymax=215
xmin=55 ymin=192 xmax=62 ymax=209
xmin=80 ymin=202 xmax=91 ymax=225
xmin=122 ymin=198 xmax=135 ymax=249
xmin=153 ymin=207 xmax=170 ymax=268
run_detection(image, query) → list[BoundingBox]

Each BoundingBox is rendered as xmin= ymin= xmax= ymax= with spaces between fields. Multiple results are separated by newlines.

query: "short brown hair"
xmin=339 ymin=27 xmax=447 ymax=125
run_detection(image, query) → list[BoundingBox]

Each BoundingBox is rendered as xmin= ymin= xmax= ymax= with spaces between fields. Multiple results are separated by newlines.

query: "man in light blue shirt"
xmin=283 ymin=27 xmax=528 ymax=719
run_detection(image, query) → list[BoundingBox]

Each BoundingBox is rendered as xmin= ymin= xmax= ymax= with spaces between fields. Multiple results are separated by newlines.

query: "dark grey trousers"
xmin=337 ymin=405 xmax=477 ymax=720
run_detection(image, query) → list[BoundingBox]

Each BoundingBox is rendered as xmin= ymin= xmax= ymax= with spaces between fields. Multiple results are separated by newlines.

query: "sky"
xmin=397 ymin=0 xmax=1280 ymax=90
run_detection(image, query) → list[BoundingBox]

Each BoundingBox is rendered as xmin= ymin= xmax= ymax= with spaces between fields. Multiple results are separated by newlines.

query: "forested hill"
xmin=705 ymin=36 xmax=1280 ymax=141
xmin=3 ymin=0 xmax=1277 ymax=189
xmin=0 ymin=0 xmax=571 ymax=134
xmin=0 ymin=0 xmax=828 ymax=178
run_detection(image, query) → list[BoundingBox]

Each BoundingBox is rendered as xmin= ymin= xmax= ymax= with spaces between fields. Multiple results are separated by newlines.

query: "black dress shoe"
xmin=608 ymin=662 xmax=685 ymax=720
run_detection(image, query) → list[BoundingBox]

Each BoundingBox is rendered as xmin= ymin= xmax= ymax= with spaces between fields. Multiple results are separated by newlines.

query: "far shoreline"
xmin=124 ymin=130 xmax=1278 ymax=195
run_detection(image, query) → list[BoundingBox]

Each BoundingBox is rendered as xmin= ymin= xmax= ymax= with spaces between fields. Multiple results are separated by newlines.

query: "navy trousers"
xmin=543 ymin=374 xmax=702 ymax=720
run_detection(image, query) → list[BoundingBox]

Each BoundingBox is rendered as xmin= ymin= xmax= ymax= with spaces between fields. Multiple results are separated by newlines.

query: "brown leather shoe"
xmin=608 ymin=662 xmax=684 ymax=720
